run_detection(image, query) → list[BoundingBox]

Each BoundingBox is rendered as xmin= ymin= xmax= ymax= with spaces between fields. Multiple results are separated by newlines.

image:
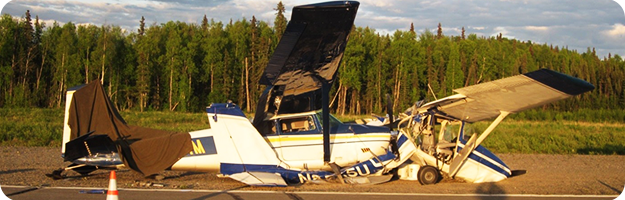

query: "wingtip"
xmin=524 ymin=68 xmax=595 ymax=96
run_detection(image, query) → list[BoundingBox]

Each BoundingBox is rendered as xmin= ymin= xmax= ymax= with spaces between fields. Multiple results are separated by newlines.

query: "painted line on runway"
xmin=1 ymin=185 xmax=619 ymax=198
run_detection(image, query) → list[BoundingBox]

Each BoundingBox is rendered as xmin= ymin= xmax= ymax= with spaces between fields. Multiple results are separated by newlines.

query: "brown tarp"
xmin=67 ymin=81 xmax=192 ymax=176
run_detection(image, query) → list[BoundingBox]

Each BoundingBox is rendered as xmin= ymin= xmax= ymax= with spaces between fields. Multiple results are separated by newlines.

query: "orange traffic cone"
xmin=106 ymin=170 xmax=118 ymax=200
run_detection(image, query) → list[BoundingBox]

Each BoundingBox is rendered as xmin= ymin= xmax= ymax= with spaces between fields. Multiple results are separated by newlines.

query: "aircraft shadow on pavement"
xmin=577 ymin=144 xmax=625 ymax=155
xmin=475 ymin=182 xmax=507 ymax=200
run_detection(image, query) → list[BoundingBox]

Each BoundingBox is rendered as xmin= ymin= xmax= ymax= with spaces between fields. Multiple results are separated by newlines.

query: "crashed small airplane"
xmin=48 ymin=1 xmax=595 ymax=186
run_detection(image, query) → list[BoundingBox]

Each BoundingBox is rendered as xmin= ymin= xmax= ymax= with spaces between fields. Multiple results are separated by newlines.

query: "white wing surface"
xmin=422 ymin=69 xmax=594 ymax=122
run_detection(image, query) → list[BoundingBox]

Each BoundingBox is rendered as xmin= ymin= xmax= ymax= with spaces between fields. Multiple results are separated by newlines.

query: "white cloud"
xmin=604 ymin=23 xmax=625 ymax=37
xmin=1 ymin=0 xmax=624 ymax=58
xmin=470 ymin=26 xmax=486 ymax=30
xmin=492 ymin=26 xmax=509 ymax=36
xmin=525 ymin=26 xmax=549 ymax=31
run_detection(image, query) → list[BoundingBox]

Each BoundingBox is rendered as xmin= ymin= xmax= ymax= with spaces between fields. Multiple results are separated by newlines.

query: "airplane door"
xmin=275 ymin=116 xmax=323 ymax=161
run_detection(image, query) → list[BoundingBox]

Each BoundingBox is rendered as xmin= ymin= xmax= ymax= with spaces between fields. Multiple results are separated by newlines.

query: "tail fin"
xmin=206 ymin=103 xmax=282 ymax=175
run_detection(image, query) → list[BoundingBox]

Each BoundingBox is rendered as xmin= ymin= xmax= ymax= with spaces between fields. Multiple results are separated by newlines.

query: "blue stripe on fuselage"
xmin=457 ymin=123 xmax=510 ymax=177
xmin=396 ymin=132 xmax=408 ymax=147
xmin=456 ymin=145 xmax=511 ymax=177
xmin=220 ymin=163 xmax=334 ymax=185
xmin=219 ymin=150 xmax=398 ymax=185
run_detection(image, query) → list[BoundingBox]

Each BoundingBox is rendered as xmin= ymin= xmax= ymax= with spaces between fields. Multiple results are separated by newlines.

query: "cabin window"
xmin=315 ymin=111 xmax=342 ymax=128
xmin=443 ymin=122 xmax=463 ymax=143
xmin=461 ymin=122 xmax=475 ymax=141
xmin=279 ymin=116 xmax=317 ymax=134
xmin=259 ymin=120 xmax=278 ymax=136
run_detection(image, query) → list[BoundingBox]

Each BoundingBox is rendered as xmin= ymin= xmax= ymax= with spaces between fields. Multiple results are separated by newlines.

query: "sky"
xmin=1 ymin=0 xmax=625 ymax=59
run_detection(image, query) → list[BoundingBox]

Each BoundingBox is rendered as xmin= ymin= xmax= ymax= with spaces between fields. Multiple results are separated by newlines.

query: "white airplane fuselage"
xmin=170 ymin=110 xmax=391 ymax=173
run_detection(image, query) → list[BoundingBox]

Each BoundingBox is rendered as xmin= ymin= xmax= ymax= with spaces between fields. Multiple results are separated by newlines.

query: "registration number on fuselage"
xmin=188 ymin=136 xmax=217 ymax=156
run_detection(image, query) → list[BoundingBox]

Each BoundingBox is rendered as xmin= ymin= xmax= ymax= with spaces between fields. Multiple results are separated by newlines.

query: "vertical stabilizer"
xmin=206 ymin=103 xmax=283 ymax=175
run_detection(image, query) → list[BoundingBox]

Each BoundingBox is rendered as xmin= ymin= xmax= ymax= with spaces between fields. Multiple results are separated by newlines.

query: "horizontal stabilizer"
xmin=229 ymin=172 xmax=287 ymax=187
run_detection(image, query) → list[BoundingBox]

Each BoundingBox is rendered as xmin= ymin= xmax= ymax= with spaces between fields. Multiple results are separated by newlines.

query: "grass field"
xmin=1 ymin=108 xmax=624 ymax=155
xmin=475 ymin=120 xmax=625 ymax=155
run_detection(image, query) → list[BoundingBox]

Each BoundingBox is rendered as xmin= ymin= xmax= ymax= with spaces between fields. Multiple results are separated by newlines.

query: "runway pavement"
xmin=1 ymin=185 xmax=620 ymax=200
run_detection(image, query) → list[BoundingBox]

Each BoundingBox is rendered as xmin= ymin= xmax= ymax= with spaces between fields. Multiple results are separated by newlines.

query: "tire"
xmin=418 ymin=165 xmax=440 ymax=185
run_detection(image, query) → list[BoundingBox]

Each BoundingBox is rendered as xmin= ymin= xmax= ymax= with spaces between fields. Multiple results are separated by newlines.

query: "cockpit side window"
xmin=258 ymin=120 xmax=277 ymax=136
xmin=278 ymin=116 xmax=318 ymax=134
xmin=315 ymin=111 xmax=342 ymax=128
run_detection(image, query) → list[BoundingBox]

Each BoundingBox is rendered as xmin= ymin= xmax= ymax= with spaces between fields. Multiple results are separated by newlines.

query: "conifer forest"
xmin=1 ymin=6 xmax=624 ymax=117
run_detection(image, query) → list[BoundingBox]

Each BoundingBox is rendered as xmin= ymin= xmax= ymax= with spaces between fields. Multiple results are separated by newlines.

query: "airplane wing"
xmin=257 ymin=1 xmax=359 ymax=115
xmin=422 ymin=69 xmax=595 ymax=122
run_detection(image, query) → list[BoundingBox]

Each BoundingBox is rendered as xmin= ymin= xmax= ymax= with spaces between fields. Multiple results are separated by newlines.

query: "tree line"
xmin=1 ymin=5 xmax=624 ymax=116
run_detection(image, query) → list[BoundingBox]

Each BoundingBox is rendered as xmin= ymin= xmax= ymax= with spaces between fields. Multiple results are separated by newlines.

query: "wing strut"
xmin=322 ymin=81 xmax=331 ymax=163
xmin=449 ymin=111 xmax=509 ymax=177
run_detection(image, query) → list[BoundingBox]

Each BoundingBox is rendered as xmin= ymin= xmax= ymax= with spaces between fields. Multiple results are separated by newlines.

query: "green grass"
xmin=0 ymin=108 xmax=208 ymax=147
xmin=0 ymin=108 xmax=65 ymax=147
xmin=1 ymin=108 xmax=624 ymax=155
xmin=478 ymin=120 xmax=625 ymax=155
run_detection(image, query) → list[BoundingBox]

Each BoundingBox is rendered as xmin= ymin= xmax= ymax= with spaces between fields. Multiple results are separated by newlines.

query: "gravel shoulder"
xmin=0 ymin=146 xmax=623 ymax=195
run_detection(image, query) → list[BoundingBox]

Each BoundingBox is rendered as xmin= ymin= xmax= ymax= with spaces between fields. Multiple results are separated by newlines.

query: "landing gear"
xmin=46 ymin=164 xmax=98 ymax=179
xmin=69 ymin=164 xmax=98 ymax=176
xmin=418 ymin=165 xmax=440 ymax=185
xmin=47 ymin=168 xmax=65 ymax=180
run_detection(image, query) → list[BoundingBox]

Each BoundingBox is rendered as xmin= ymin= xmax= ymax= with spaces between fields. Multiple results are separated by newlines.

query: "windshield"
xmin=315 ymin=111 xmax=342 ymax=128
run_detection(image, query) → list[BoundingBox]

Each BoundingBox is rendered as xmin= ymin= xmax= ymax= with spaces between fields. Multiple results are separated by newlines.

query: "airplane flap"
xmin=437 ymin=69 xmax=594 ymax=122
xmin=229 ymin=172 xmax=287 ymax=187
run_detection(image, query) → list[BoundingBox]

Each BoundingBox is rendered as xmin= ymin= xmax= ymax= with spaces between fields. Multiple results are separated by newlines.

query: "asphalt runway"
xmin=1 ymin=185 xmax=620 ymax=200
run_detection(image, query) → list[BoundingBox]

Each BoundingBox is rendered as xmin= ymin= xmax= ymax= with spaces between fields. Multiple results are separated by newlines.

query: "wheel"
xmin=418 ymin=165 xmax=440 ymax=185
